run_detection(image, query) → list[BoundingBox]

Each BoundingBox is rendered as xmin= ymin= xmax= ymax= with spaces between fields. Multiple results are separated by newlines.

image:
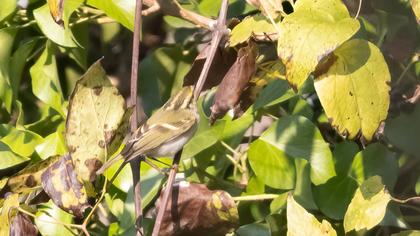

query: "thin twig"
xmin=391 ymin=196 xmax=420 ymax=204
xmin=129 ymin=0 xmax=144 ymax=235
xmin=151 ymin=151 xmax=182 ymax=236
xmin=232 ymin=194 xmax=279 ymax=201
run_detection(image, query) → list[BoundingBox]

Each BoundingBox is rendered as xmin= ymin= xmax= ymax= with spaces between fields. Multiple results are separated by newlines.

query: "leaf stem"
xmin=232 ymin=194 xmax=279 ymax=201
xmin=18 ymin=207 xmax=83 ymax=230
xmin=391 ymin=196 xmax=420 ymax=204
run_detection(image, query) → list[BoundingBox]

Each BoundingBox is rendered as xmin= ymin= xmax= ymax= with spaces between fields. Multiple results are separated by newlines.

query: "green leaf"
xmin=293 ymin=158 xmax=317 ymax=210
xmin=253 ymin=79 xmax=295 ymax=110
xmin=260 ymin=115 xmax=336 ymax=185
xmin=0 ymin=0 xmax=16 ymax=22
xmin=344 ymin=176 xmax=391 ymax=233
xmin=277 ymin=0 xmax=359 ymax=89
xmin=0 ymin=142 xmax=29 ymax=170
xmin=9 ymin=38 xmax=39 ymax=97
xmin=0 ymin=124 xmax=43 ymax=157
xmin=66 ymin=60 xmax=126 ymax=182
xmin=313 ymin=176 xmax=358 ymax=220
xmin=139 ymin=46 xmax=193 ymax=114
xmin=248 ymin=139 xmax=295 ymax=189
xmin=412 ymin=0 xmax=420 ymax=23
xmin=314 ymin=39 xmax=391 ymax=141
xmin=29 ymin=42 xmax=65 ymax=116
xmin=86 ymin=0 xmax=135 ymax=30
xmin=35 ymin=200 xmax=76 ymax=236
xmin=385 ymin=104 xmax=420 ymax=158
xmin=287 ymin=194 xmax=337 ymax=236
xmin=236 ymin=223 xmax=270 ymax=236
xmin=294 ymin=0 xmax=352 ymax=20
xmin=35 ymin=131 xmax=67 ymax=160
xmin=33 ymin=0 xmax=82 ymax=47
xmin=350 ymin=143 xmax=398 ymax=189
xmin=333 ymin=141 xmax=359 ymax=176
xmin=0 ymin=27 xmax=17 ymax=113
xmin=230 ymin=14 xmax=277 ymax=47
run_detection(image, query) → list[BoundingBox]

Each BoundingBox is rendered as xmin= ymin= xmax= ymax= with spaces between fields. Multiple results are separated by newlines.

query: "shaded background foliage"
xmin=0 ymin=0 xmax=420 ymax=235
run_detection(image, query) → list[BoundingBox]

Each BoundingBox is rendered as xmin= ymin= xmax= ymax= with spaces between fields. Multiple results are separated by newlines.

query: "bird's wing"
xmin=123 ymin=109 xmax=196 ymax=159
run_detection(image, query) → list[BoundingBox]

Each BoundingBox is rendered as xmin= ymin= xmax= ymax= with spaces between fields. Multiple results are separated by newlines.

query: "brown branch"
xmin=142 ymin=0 xmax=215 ymax=29
xmin=151 ymin=151 xmax=182 ymax=236
xmin=129 ymin=0 xmax=144 ymax=235
xmin=151 ymin=1 xmax=229 ymax=235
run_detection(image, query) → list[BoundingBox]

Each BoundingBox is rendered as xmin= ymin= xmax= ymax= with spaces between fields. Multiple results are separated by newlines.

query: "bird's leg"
xmin=143 ymin=158 xmax=169 ymax=176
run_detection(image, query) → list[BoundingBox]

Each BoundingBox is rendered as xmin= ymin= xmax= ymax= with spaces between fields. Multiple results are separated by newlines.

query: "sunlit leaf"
xmin=344 ymin=176 xmax=391 ymax=232
xmin=35 ymin=200 xmax=76 ymax=236
xmin=41 ymin=154 xmax=90 ymax=217
xmin=29 ymin=41 xmax=65 ymax=116
xmin=248 ymin=139 xmax=295 ymax=189
xmin=0 ymin=142 xmax=28 ymax=171
xmin=157 ymin=182 xmax=238 ymax=236
xmin=287 ymin=194 xmax=337 ymax=236
xmin=412 ymin=0 xmax=420 ymax=23
xmin=260 ymin=115 xmax=336 ymax=185
xmin=277 ymin=0 xmax=359 ymax=89
xmin=66 ymin=59 xmax=126 ymax=182
xmin=230 ymin=14 xmax=277 ymax=47
xmin=33 ymin=0 xmax=82 ymax=47
xmin=86 ymin=0 xmax=135 ymax=30
xmin=0 ymin=0 xmax=16 ymax=22
xmin=35 ymin=131 xmax=67 ymax=160
xmin=314 ymin=39 xmax=391 ymax=141
xmin=0 ymin=124 xmax=43 ymax=157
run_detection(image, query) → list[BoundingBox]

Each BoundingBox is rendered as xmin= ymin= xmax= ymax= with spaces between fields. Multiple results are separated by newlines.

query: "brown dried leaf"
xmin=183 ymin=44 xmax=236 ymax=91
xmin=41 ymin=153 xmax=90 ymax=218
xmin=156 ymin=182 xmax=239 ymax=236
xmin=10 ymin=213 xmax=38 ymax=236
xmin=210 ymin=41 xmax=258 ymax=123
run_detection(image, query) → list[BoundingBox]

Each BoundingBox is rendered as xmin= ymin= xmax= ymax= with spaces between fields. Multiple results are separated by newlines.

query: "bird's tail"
xmin=96 ymin=154 xmax=123 ymax=175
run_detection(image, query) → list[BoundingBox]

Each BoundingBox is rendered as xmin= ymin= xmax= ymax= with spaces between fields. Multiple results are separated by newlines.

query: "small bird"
xmin=97 ymin=86 xmax=199 ymax=175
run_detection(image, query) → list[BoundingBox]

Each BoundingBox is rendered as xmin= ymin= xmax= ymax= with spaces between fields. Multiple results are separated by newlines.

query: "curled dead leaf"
xmin=156 ymin=182 xmax=239 ymax=236
xmin=47 ymin=0 xmax=64 ymax=26
xmin=183 ymin=44 xmax=236 ymax=91
xmin=41 ymin=153 xmax=90 ymax=218
xmin=10 ymin=213 xmax=38 ymax=236
xmin=210 ymin=41 xmax=258 ymax=123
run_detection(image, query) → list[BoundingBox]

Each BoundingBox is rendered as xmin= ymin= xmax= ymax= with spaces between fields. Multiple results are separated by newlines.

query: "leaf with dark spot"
xmin=183 ymin=44 xmax=236 ymax=91
xmin=1 ymin=155 xmax=61 ymax=197
xmin=210 ymin=41 xmax=258 ymax=123
xmin=156 ymin=182 xmax=238 ymax=236
xmin=41 ymin=154 xmax=90 ymax=218
xmin=66 ymin=59 xmax=126 ymax=182
xmin=10 ymin=213 xmax=38 ymax=236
